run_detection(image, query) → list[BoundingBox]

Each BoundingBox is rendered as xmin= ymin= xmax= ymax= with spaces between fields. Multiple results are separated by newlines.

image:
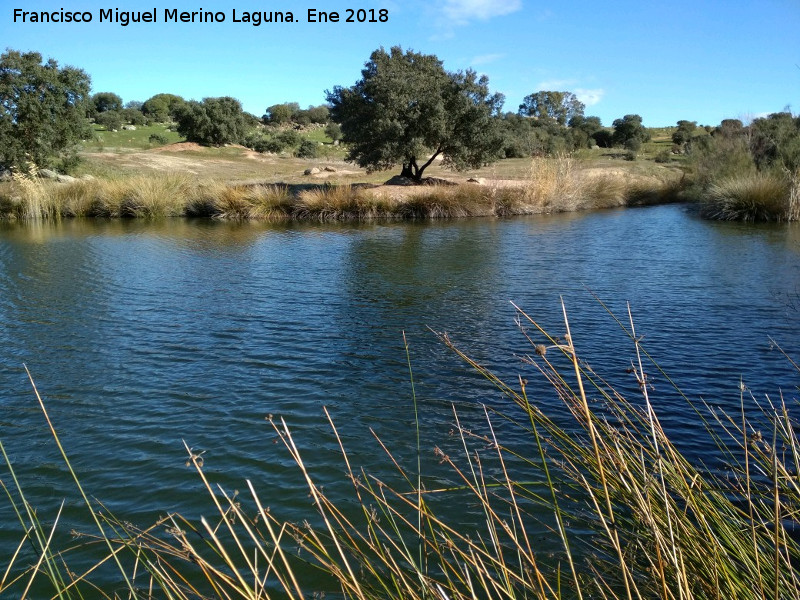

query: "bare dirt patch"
xmin=149 ymin=142 xmax=206 ymax=153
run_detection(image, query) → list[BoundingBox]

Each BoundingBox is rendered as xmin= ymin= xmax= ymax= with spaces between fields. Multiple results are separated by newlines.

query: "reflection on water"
xmin=1 ymin=206 xmax=799 ymax=590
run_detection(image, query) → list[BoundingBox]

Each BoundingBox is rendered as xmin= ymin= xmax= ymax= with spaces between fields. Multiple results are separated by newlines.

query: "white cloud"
xmin=471 ymin=53 xmax=505 ymax=66
xmin=536 ymin=79 xmax=576 ymax=91
xmin=575 ymin=88 xmax=605 ymax=106
xmin=531 ymin=81 xmax=605 ymax=107
xmin=442 ymin=0 xmax=522 ymax=25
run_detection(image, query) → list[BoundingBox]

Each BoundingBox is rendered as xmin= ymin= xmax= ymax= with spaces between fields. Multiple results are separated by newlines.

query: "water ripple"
xmin=1 ymin=209 xmax=799 ymax=576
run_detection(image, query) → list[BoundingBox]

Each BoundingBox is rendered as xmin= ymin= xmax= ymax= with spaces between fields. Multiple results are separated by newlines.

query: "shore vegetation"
xmin=0 ymin=156 xmax=684 ymax=222
xmin=2 ymin=304 xmax=799 ymax=599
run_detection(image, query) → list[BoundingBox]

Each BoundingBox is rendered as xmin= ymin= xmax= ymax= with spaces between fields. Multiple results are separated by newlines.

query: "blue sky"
xmin=2 ymin=0 xmax=798 ymax=126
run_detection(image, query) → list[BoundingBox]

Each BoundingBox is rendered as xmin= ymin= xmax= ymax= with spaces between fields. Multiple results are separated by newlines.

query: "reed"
xmin=3 ymin=303 xmax=799 ymax=599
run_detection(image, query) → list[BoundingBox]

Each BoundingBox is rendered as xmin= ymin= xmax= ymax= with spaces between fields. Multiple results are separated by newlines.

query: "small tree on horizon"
xmin=612 ymin=114 xmax=650 ymax=147
xmin=91 ymin=92 xmax=123 ymax=115
xmin=326 ymin=46 xmax=505 ymax=181
xmin=518 ymin=91 xmax=585 ymax=125
xmin=672 ymin=119 xmax=698 ymax=147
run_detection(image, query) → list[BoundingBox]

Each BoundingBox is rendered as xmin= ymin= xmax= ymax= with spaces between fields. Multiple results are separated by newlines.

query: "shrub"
xmin=654 ymin=149 xmax=671 ymax=163
xmin=249 ymin=138 xmax=272 ymax=153
xmin=324 ymin=121 xmax=342 ymax=143
xmin=262 ymin=138 xmax=288 ymax=153
xmin=592 ymin=129 xmax=614 ymax=148
xmin=276 ymin=129 xmax=301 ymax=148
xmin=95 ymin=110 xmax=123 ymax=131
xmin=306 ymin=105 xmax=330 ymax=124
xmin=55 ymin=152 xmax=82 ymax=174
xmin=295 ymin=139 xmax=318 ymax=158
xmin=148 ymin=133 xmax=168 ymax=145
xmin=122 ymin=108 xmax=147 ymax=126
xmin=624 ymin=137 xmax=642 ymax=153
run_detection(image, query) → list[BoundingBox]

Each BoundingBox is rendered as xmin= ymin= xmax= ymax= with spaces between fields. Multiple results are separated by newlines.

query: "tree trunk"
xmin=400 ymin=157 xmax=423 ymax=181
xmin=415 ymin=147 xmax=443 ymax=182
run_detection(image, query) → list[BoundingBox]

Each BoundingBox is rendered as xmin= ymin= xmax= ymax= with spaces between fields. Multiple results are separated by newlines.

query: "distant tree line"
xmin=2 ymin=46 xmax=798 ymax=185
xmin=685 ymin=112 xmax=800 ymax=185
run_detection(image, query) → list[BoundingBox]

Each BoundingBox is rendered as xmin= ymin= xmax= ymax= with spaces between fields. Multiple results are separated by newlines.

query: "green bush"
xmin=324 ymin=121 xmax=342 ymax=143
xmin=95 ymin=110 xmax=123 ymax=132
xmin=624 ymin=137 xmax=642 ymax=152
xmin=276 ymin=129 xmax=301 ymax=148
xmin=248 ymin=138 xmax=275 ymax=153
xmin=262 ymin=138 xmax=288 ymax=153
xmin=122 ymin=108 xmax=147 ymax=126
xmin=55 ymin=152 xmax=82 ymax=174
xmin=148 ymin=133 xmax=169 ymax=145
xmin=295 ymin=139 xmax=318 ymax=158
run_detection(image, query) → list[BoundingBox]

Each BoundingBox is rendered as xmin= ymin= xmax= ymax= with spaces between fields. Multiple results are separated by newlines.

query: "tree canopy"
xmin=92 ymin=91 xmax=123 ymax=114
xmin=175 ymin=96 xmax=250 ymax=146
xmin=518 ymin=91 xmax=585 ymax=125
xmin=141 ymin=93 xmax=186 ymax=122
xmin=326 ymin=46 xmax=505 ymax=181
xmin=0 ymin=49 xmax=91 ymax=171
xmin=612 ymin=114 xmax=650 ymax=148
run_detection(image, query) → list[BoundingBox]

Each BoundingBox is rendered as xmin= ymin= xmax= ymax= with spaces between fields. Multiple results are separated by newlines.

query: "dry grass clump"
xmin=112 ymin=173 xmax=192 ymax=218
xmin=702 ymin=171 xmax=794 ymax=222
xmin=187 ymin=181 xmax=295 ymax=220
xmin=8 ymin=166 xmax=65 ymax=220
xmin=522 ymin=155 xmax=587 ymax=211
xmin=50 ymin=179 xmax=106 ymax=217
xmin=4 ymin=303 xmax=800 ymax=599
xmin=295 ymin=183 xmax=395 ymax=221
xmin=1 ymin=172 xmax=193 ymax=219
xmin=396 ymin=184 xmax=493 ymax=218
xmin=521 ymin=157 xmax=684 ymax=213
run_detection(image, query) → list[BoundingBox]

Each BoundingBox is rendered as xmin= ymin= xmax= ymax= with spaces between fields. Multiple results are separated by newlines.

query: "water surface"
xmin=1 ymin=206 xmax=799 ymax=591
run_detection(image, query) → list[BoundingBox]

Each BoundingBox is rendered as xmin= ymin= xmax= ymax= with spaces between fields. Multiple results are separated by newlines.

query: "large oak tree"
xmin=326 ymin=46 xmax=505 ymax=182
xmin=0 ymin=49 xmax=91 ymax=171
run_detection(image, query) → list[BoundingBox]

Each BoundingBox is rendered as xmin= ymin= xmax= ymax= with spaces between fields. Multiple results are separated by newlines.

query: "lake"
xmin=1 ymin=205 xmax=799 ymax=594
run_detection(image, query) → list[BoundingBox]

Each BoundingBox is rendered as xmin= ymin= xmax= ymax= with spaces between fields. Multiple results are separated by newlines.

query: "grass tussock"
xmin=9 ymin=166 xmax=64 ymax=220
xmin=187 ymin=182 xmax=295 ymax=220
xmin=396 ymin=184 xmax=500 ymax=218
xmin=294 ymin=183 xmax=394 ymax=221
xmin=703 ymin=171 xmax=796 ymax=222
xmin=3 ymin=303 xmax=800 ymax=599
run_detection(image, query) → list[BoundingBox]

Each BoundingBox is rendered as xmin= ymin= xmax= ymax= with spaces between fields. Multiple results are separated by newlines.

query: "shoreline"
xmin=0 ymin=158 xmax=687 ymax=222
